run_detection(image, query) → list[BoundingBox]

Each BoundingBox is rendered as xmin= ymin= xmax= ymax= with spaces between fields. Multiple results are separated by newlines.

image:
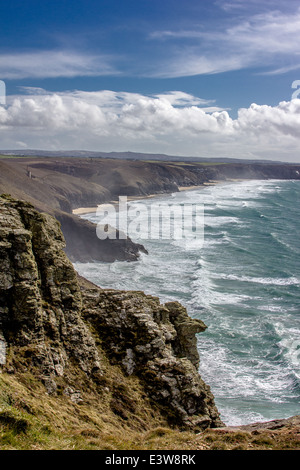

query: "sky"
xmin=0 ymin=0 xmax=300 ymax=161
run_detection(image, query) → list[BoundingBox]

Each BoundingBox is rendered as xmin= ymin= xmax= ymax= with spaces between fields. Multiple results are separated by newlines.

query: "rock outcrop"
xmin=0 ymin=195 xmax=223 ymax=430
xmin=54 ymin=210 xmax=148 ymax=263
xmin=0 ymin=195 xmax=103 ymax=395
xmin=82 ymin=288 xmax=221 ymax=429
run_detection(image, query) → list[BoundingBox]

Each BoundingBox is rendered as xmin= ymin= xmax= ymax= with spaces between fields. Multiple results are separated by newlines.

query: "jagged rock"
xmin=0 ymin=194 xmax=223 ymax=430
xmin=63 ymin=386 xmax=83 ymax=404
xmin=81 ymin=288 xmax=223 ymax=429
xmin=54 ymin=210 xmax=148 ymax=263
xmin=0 ymin=195 xmax=102 ymax=384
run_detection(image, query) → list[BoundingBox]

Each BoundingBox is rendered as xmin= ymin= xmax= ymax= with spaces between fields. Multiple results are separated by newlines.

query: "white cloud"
xmin=236 ymin=100 xmax=300 ymax=138
xmin=153 ymin=91 xmax=213 ymax=107
xmin=216 ymin=0 xmax=300 ymax=13
xmin=260 ymin=63 xmax=300 ymax=76
xmin=0 ymin=50 xmax=118 ymax=79
xmin=0 ymin=8 xmax=298 ymax=81
xmin=149 ymin=9 xmax=300 ymax=77
xmin=0 ymin=89 xmax=300 ymax=162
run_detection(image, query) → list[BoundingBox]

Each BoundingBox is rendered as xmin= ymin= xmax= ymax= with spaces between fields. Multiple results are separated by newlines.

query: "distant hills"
xmin=0 ymin=149 xmax=289 ymax=165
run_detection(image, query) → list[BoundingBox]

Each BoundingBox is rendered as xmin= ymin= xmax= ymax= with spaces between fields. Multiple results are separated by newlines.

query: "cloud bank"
xmin=0 ymin=89 xmax=300 ymax=162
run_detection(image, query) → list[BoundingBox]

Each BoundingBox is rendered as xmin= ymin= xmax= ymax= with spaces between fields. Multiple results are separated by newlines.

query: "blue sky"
xmin=1 ymin=0 xmax=300 ymax=161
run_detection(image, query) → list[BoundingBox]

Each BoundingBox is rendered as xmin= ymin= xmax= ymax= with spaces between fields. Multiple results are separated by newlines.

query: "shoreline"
xmin=72 ymin=178 xmax=298 ymax=215
xmin=72 ymin=181 xmax=222 ymax=215
xmin=72 ymin=193 xmax=168 ymax=215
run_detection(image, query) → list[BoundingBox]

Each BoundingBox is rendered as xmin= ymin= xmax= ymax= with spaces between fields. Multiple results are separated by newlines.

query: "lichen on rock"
xmin=81 ymin=288 xmax=223 ymax=429
xmin=0 ymin=194 xmax=223 ymax=430
xmin=0 ymin=195 xmax=102 ymax=391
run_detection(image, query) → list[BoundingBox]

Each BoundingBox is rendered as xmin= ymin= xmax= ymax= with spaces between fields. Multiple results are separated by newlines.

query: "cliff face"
xmin=81 ymin=288 xmax=220 ymax=429
xmin=0 ymin=195 xmax=102 ymax=393
xmin=0 ymin=195 xmax=223 ymax=431
xmin=54 ymin=210 xmax=147 ymax=263
xmin=0 ymin=159 xmax=148 ymax=263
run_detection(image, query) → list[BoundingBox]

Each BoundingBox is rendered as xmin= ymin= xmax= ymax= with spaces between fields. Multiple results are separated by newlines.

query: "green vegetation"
xmin=169 ymin=161 xmax=228 ymax=166
xmin=0 ymin=155 xmax=33 ymax=159
xmin=0 ymin=373 xmax=299 ymax=450
xmin=143 ymin=160 xmax=228 ymax=166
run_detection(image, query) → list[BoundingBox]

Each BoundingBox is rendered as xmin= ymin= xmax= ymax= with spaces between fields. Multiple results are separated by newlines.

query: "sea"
xmin=74 ymin=179 xmax=300 ymax=426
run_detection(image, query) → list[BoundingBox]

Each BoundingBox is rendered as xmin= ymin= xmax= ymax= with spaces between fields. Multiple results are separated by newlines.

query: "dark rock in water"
xmin=0 ymin=194 xmax=223 ymax=430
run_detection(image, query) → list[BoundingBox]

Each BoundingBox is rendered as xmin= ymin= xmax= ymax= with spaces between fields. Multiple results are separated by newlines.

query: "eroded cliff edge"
xmin=0 ymin=195 xmax=223 ymax=432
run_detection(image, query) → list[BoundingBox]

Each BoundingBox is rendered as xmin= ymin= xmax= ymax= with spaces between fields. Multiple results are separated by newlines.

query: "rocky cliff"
xmin=0 ymin=194 xmax=223 ymax=434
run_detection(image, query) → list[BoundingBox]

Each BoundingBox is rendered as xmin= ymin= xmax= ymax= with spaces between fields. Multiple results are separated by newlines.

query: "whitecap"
xmin=215 ymin=273 xmax=300 ymax=286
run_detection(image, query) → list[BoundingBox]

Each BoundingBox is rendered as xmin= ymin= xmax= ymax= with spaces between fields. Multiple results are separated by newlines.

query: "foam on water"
xmin=74 ymin=179 xmax=300 ymax=425
xmin=215 ymin=273 xmax=300 ymax=286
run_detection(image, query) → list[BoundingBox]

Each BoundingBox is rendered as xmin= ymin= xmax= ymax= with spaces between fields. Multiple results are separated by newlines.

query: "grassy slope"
xmin=0 ymin=372 xmax=299 ymax=450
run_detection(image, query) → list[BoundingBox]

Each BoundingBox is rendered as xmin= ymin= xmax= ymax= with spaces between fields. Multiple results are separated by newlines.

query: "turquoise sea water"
xmin=74 ymin=180 xmax=300 ymax=425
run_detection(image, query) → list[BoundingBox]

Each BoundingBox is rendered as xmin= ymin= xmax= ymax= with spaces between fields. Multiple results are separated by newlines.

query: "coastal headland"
xmin=1 ymin=153 xmax=300 ymax=262
xmin=0 ymin=193 xmax=299 ymax=450
xmin=0 ymin=153 xmax=300 ymax=450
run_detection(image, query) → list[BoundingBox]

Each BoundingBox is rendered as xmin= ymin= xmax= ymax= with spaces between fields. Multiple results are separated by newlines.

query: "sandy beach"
xmin=72 ymin=192 xmax=174 ymax=215
xmin=72 ymin=206 xmax=100 ymax=215
xmin=72 ymin=182 xmax=223 ymax=215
